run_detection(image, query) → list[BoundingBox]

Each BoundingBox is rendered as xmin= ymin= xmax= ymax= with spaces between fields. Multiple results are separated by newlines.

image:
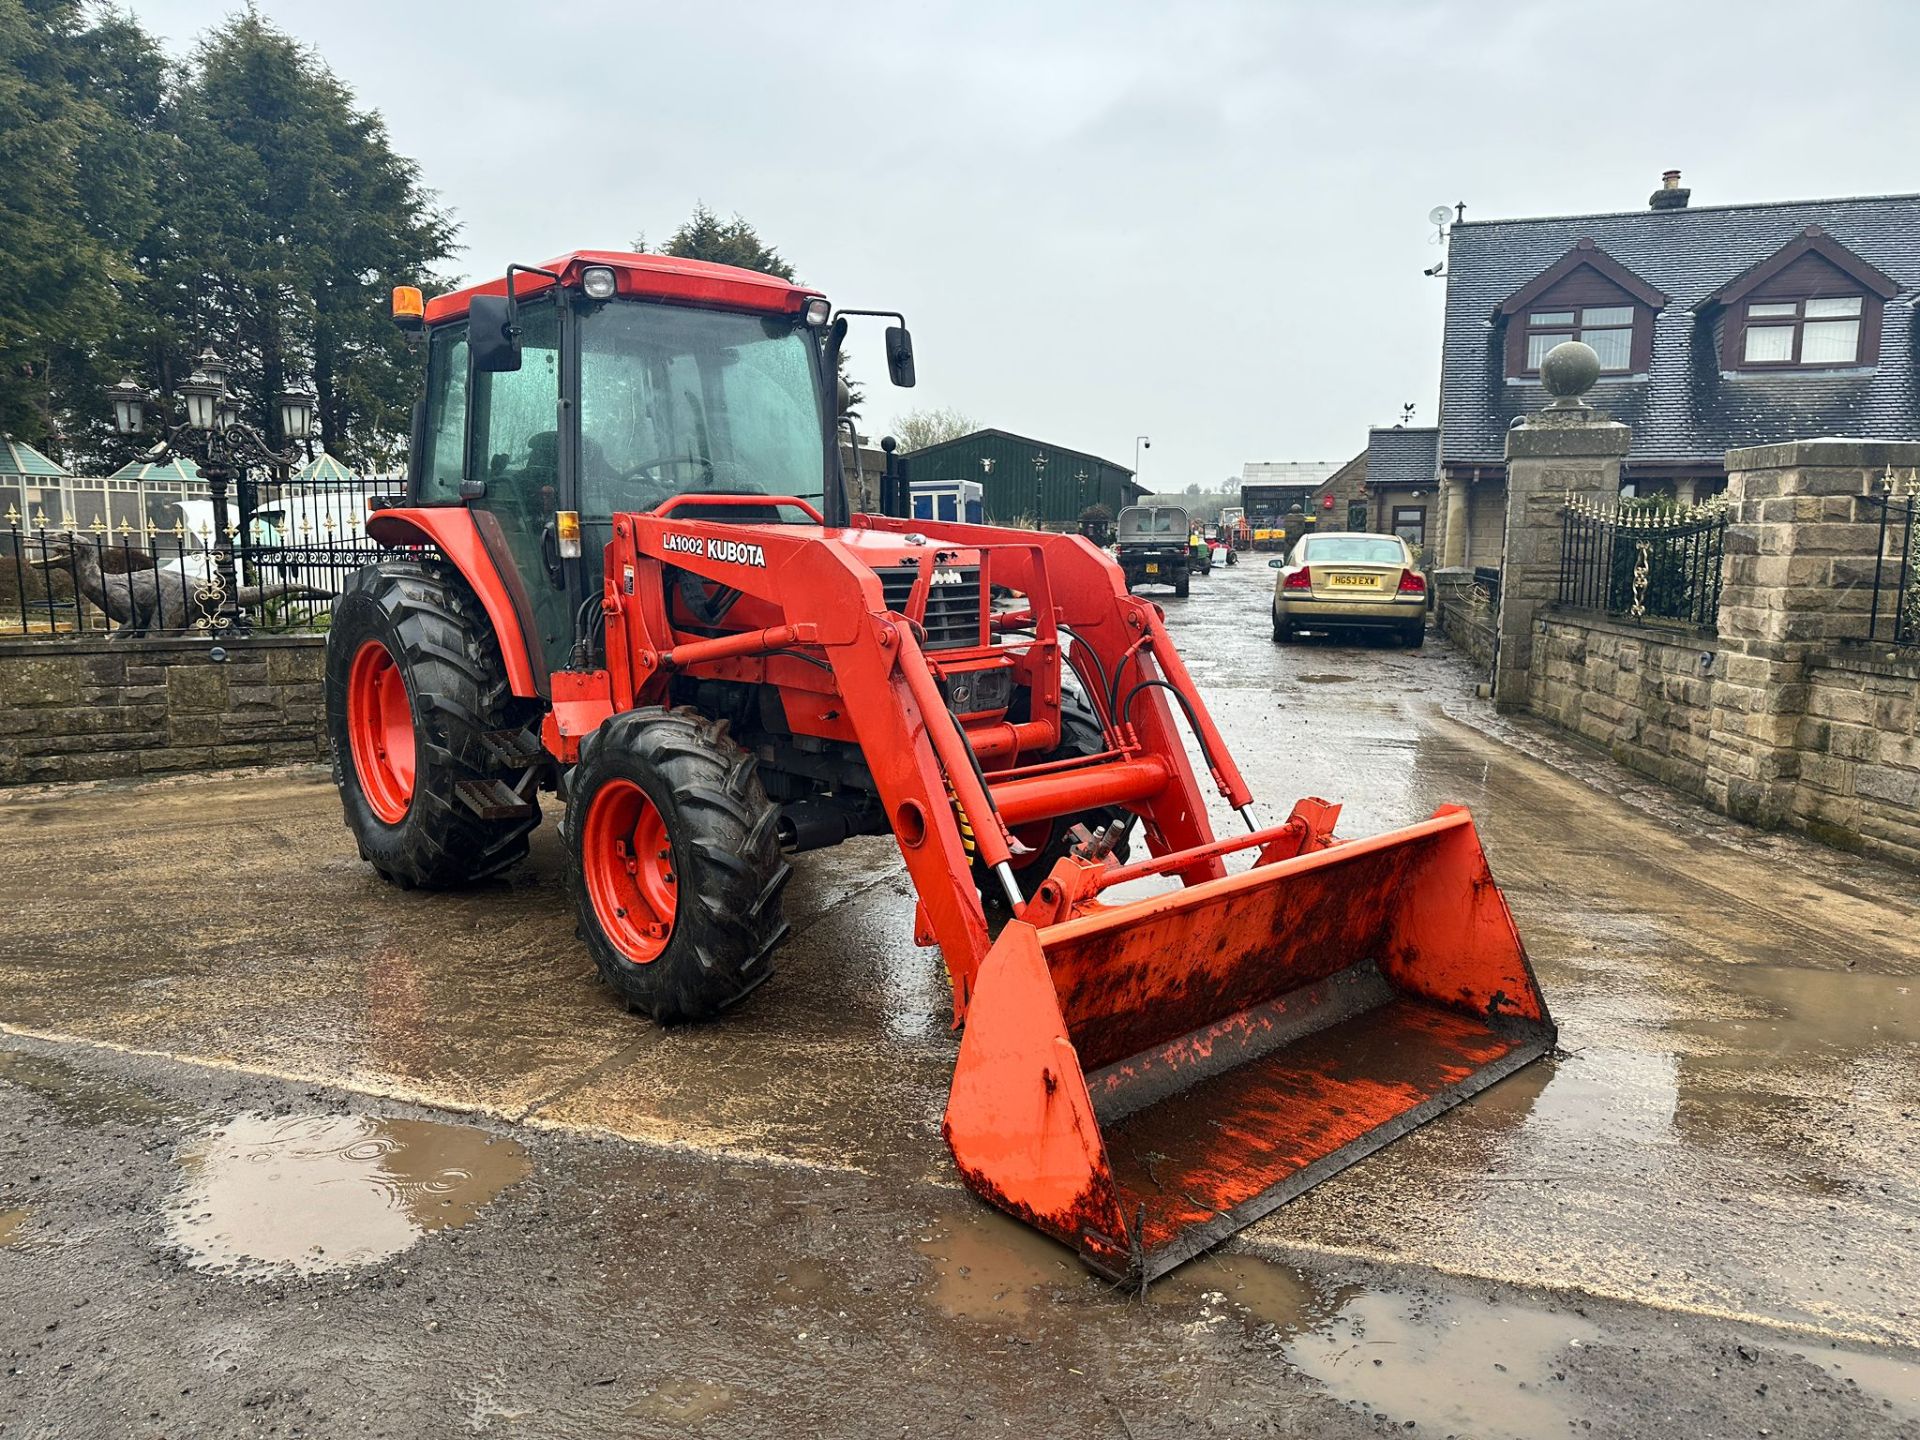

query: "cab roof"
xmin=423 ymin=250 xmax=823 ymax=325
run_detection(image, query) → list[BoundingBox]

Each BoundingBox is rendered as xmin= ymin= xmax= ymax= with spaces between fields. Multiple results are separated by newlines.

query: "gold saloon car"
xmin=1270 ymin=531 xmax=1427 ymax=647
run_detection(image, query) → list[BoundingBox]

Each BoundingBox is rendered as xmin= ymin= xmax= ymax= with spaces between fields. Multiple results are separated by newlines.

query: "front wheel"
xmin=566 ymin=708 xmax=789 ymax=1022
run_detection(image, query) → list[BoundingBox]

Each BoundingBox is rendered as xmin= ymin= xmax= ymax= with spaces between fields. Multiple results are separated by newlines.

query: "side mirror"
xmin=1268 ymin=559 xmax=1285 ymax=569
xmin=884 ymin=325 xmax=916 ymax=388
xmin=469 ymin=294 xmax=521 ymax=374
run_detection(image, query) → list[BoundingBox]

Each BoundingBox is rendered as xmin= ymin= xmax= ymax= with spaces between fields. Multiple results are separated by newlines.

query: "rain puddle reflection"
xmin=914 ymin=1208 xmax=1088 ymax=1321
xmin=0 ymin=1209 xmax=28 ymax=1246
xmin=1149 ymin=1250 xmax=1341 ymax=1331
xmin=1283 ymin=1288 xmax=1598 ymax=1438
xmin=625 ymin=1378 xmax=739 ymax=1424
xmin=165 ymin=1111 xmax=529 ymax=1277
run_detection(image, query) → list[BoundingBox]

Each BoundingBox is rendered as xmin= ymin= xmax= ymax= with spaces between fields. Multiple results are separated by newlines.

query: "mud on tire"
xmin=325 ymin=558 xmax=542 ymax=889
xmin=566 ymin=707 xmax=790 ymax=1023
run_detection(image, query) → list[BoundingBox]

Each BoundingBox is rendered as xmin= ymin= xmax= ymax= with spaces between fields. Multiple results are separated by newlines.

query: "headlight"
xmin=581 ymin=266 xmax=617 ymax=300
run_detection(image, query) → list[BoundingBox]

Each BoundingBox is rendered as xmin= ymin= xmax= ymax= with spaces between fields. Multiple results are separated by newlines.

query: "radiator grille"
xmin=877 ymin=564 xmax=983 ymax=650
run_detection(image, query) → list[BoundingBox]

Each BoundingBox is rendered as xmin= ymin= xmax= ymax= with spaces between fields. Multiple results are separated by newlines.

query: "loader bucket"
xmin=943 ymin=806 xmax=1553 ymax=1285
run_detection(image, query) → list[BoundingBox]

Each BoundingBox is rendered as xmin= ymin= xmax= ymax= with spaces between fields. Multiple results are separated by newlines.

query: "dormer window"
xmin=1738 ymin=295 xmax=1863 ymax=366
xmin=1711 ymin=227 xmax=1897 ymax=372
xmin=1496 ymin=240 xmax=1667 ymax=381
xmin=1526 ymin=305 xmax=1636 ymax=371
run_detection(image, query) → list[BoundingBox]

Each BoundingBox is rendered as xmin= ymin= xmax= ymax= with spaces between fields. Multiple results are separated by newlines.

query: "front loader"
xmin=325 ymin=250 xmax=1554 ymax=1284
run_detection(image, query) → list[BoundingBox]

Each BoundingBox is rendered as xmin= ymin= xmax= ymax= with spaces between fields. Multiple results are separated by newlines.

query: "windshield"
xmin=577 ymin=300 xmax=825 ymax=516
xmin=1120 ymin=506 xmax=1187 ymax=538
xmin=1301 ymin=535 xmax=1406 ymax=565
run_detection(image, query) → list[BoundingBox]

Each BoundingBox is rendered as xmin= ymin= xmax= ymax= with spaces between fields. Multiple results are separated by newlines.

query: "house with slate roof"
xmin=1281 ymin=427 xmax=1440 ymax=553
xmin=1431 ymin=173 xmax=1920 ymax=572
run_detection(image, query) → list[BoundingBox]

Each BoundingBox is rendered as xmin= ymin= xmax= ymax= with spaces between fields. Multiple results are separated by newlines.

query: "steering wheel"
xmin=621 ymin=455 xmax=712 ymax=503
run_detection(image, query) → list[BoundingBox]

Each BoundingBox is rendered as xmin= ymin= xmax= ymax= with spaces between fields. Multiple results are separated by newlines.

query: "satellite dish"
xmin=1427 ymin=205 xmax=1453 ymax=227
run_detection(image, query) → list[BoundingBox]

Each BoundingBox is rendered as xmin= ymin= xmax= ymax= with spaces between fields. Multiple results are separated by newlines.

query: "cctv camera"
xmin=1423 ymin=262 xmax=1446 ymax=277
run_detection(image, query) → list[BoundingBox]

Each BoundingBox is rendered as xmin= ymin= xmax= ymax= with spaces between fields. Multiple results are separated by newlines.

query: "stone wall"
xmin=0 ymin=634 xmax=326 ymax=784
xmin=1517 ymin=438 xmax=1920 ymax=871
xmin=1434 ymin=569 xmax=1497 ymax=677
xmin=1529 ymin=616 xmax=1718 ymax=796
xmin=1793 ymin=648 xmax=1920 ymax=864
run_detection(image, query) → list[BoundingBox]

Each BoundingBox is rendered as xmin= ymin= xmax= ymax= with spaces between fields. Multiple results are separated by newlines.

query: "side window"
xmin=472 ymin=302 xmax=562 ymax=508
xmin=419 ymin=322 xmax=469 ymax=501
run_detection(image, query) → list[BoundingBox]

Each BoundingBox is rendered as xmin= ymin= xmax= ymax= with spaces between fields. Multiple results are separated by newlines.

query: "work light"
xmin=581 ymin=266 xmax=617 ymax=300
xmin=804 ymin=298 xmax=831 ymax=328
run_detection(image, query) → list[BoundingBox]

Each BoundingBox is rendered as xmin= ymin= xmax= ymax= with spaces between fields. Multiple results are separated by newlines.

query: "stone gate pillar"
xmin=1702 ymin=438 xmax=1920 ymax=825
xmin=1494 ymin=343 xmax=1629 ymax=710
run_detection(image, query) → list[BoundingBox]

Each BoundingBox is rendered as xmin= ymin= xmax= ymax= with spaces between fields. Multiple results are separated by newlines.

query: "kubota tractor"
xmin=326 ymin=251 xmax=1553 ymax=1284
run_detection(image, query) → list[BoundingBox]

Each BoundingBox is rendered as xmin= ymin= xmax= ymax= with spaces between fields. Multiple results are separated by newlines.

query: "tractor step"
xmin=455 ymin=777 xmax=536 ymax=821
xmin=481 ymin=726 xmax=545 ymax=769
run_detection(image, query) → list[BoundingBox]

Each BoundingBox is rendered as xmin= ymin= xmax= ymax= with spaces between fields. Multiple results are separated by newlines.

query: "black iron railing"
xmin=1558 ymin=495 xmax=1727 ymax=632
xmin=1867 ymin=492 xmax=1920 ymax=650
xmin=2 ymin=518 xmax=380 ymax=637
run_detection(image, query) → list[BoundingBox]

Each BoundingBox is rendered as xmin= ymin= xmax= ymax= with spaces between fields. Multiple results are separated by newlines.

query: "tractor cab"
xmin=387 ymin=251 xmax=912 ymax=682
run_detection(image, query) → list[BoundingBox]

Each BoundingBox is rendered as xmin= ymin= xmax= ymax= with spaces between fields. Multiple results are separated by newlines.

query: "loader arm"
xmin=594 ymin=509 xmax=1262 ymax=1020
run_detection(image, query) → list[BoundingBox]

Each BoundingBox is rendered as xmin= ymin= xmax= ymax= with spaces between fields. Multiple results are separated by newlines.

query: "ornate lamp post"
xmin=105 ymin=349 xmax=315 ymax=636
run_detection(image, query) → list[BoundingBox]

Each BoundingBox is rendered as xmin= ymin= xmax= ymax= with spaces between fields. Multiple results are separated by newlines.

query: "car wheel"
xmin=1405 ymin=623 xmax=1426 ymax=649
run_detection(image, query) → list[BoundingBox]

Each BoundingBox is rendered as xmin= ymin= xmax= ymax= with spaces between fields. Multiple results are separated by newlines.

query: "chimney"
xmin=1649 ymin=169 xmax=1690 ymax=211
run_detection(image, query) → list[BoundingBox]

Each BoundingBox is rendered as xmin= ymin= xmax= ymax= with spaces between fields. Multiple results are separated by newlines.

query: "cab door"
xmin=466 ymin=298 xmax=577 ymax=687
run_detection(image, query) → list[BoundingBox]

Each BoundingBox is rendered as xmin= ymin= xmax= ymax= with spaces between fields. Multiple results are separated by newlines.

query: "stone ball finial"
xmin=1539 ymin=341 xmax=1601 ymax=407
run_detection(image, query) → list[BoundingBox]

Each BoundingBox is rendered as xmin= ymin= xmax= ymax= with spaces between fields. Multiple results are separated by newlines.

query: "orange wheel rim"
xmin=347 ymin=639 xmax=415 ymax=824
xmin=582 ymin=778 xmax=677 ymax=963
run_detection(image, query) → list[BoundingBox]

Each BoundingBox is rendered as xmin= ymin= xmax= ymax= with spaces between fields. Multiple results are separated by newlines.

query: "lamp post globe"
xmin=278 ymin=385 xmax=317 ymax=443
xmin=104 ymin=378 xmax=145 ymax=436
xmin=178 ymin=370 xmax=221 ymax=432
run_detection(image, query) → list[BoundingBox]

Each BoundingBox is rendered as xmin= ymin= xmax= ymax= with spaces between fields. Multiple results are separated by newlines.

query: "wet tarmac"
xmin=3 ymin=559 xmax=1918 ymax=1436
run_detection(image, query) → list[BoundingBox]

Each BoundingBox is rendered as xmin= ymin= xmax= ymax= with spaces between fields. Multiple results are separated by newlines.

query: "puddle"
xmin=0 ymin=1050 xmax=169 ymax=1125
xmin=0 ymin=1208 xmax=27 ymax=1246
xmin=1150 ymin=1250 xmax=1341 ymax=1331
xmin=1283 ymin=1289 xmax=1599 ymax=1438
xmin=626 ymin=1378 xmax=739 ymax=1424
xmin=165 ymin=1111 xmax=530 ymax=1278
xmin=767 ymin=1256 xmax=836 ymax=1304
xmin=914 ymin=1208 xmax=1087 ymax=1321
xmin=1676 ymin=965 xmax=1915 ymax=1055
xmin=1794 ymin=1345 xmax=1920 ymax=1423
xmin=1295 ymin=673 xmax=1356 ymax=685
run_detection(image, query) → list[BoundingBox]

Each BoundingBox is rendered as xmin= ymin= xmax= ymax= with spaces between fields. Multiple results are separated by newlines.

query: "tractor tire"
xmin=326 ymin=558 xmax=542 ymax=889
xmin=977 ymin=688 xmax=1132 ymax=916
xmin=566 ymin=707 xmax=789 ymax=1023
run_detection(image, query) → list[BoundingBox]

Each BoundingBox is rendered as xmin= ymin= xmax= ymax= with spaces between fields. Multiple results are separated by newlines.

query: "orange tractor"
xmin=327 ymin=251 xmax=1553 ymax=1284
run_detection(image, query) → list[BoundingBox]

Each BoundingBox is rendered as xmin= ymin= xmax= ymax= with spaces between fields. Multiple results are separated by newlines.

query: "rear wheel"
xmin=326 ymin=559 xmax=541 ymax=889
xmin=566 ymin=707 xmax=789 ymax=1022
xmin=1173 ymin=567 xmax=1190 ymax=598
xmin=1272 ymin=610 xmax=1295 ymax=644
xmin=1404 ymin=623 xmax=1426 ymax=649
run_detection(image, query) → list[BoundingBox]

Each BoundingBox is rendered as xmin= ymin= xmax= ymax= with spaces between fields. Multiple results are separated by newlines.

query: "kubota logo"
xmin=662 ymin=533 xmax=767 ymax=568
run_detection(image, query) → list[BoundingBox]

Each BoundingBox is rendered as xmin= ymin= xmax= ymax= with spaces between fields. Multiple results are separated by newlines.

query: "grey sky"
xmin=130 ymin=0 xmax=1920 ymax=489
